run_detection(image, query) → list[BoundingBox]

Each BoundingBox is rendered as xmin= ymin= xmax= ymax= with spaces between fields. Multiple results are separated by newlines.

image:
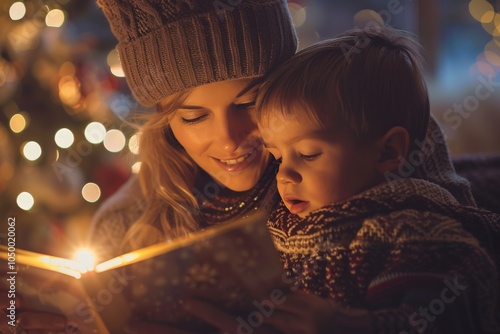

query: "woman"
xmin=89 ymin=0 xmax=297 ymax=258
xmin=89 ymin=1 xmax=298 ymax=332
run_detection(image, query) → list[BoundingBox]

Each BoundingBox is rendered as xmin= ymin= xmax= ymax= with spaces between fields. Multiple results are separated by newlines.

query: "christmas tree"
xmin=0 ymin=0 xmax=141 ymax=257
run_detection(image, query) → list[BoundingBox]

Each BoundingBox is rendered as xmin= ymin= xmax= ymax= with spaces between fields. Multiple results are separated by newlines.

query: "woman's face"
xmin=168 ymin=79 xmax=269 ymax=192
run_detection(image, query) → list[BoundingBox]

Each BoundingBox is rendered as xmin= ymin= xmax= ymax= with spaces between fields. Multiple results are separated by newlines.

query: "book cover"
xmin=1 ymin=212 xmax=287 ymax=333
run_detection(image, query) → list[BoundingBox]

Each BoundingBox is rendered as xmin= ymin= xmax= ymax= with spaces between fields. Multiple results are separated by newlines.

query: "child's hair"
xmin=255 ymin=27 xmax=430 ymax=153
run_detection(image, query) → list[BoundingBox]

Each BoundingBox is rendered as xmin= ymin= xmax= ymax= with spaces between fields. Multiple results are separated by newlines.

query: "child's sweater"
xmin=268 ymin=177 xmax=499 ymax=333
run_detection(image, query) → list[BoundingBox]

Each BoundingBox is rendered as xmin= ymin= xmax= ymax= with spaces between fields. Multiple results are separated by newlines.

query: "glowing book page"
xmin=0 ymin=212 xmax=286 ymax=333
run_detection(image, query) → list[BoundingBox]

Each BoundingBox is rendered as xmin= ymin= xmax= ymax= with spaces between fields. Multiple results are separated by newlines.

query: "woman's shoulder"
xmin=92 ymin=175 xmax=144 ymax=225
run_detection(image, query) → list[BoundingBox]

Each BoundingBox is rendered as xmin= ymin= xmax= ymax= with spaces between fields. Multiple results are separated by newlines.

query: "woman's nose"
xmin=218 ymin=125 xmax=242 ymax=153
xmin=217 ymin=111 xmax=254 ymax=153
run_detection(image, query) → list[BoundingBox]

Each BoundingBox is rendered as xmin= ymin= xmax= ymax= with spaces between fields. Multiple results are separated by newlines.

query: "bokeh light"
xmin=103 ymin=129 xmax=126 ymax=153
xmin=128 ymin=133 xmax=141 ymax=155
xmin=354 ymin=9 xmax=384 ymax=27
xmin=22 ymin=141 xmax=42 ymax=161
xmin=74 ymin=249 xmax=95 ymax=271
xmin=469 ymin=0 xmax=494 ymax=23
xmin=9 ymin=2 xmax=26 ymax=21
xmin=288 ymin=3 xmax=307 ymax=28
xmin=17 ymin=192 xmax=34 ymax=211
xmin=59 ymin=75 xmax=82 ymax=107
xmin=481 ymin=10 xmax=495 ymax=24
xmin=85 ymin=122 xmax=106 ymax=144
xmin=484 ymin=39 xmax=500 ymax=66
xmin=45 ymin=9 xmax=65 ymax=28
xmin=131 ymin=161 xmax=142 ymax=174
xmin=9 ymin=113 xmax=27 ymax=133
xmin=55 ymin=128 xmax=74 ymax=149
xmin=475 ymin=60 xmax=496 ymax=77
xmin=107 ymin=49 xmax=125 ymax=77
xmin=8 ymin=21 xmax=39 ymax=51
xmin=82 ymin=182 xmax=101 ymax=203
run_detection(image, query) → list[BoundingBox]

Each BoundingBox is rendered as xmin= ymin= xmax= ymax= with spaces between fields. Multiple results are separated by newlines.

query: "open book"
xmin=0 ymin=212 xmax=288 ymax=333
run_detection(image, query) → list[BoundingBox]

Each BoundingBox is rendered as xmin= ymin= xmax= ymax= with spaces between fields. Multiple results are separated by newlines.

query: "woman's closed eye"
xmin=180 ymin=114 xmax=208 ymax=124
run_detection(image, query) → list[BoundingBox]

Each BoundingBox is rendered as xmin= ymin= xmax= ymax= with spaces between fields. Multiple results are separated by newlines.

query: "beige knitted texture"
xmin=97 ymin=0 xmax=297 ymax=106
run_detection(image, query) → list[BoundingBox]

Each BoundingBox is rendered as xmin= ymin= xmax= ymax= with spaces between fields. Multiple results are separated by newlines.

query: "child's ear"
xmin=375 ymin=126 xmax=410 ymax=174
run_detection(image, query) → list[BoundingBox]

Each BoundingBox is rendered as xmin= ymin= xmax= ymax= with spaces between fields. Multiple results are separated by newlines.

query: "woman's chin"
xmin=213 ymin=163 xmax=267 ymax=192
xmin=216 ymin=173 xmax=261 ymax=192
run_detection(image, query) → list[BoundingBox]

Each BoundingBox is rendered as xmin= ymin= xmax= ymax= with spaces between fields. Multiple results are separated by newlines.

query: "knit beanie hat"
xmin=97 ymin=0 xmax=298 ymax=107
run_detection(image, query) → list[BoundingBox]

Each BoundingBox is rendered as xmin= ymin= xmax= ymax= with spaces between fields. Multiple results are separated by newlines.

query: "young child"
xmin=254 ymin=27 xmax=500 ymax=333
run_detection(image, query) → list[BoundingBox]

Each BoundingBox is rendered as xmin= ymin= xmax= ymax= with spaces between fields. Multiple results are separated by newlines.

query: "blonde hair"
xmin=123 ymin=90 xmax=201 ymax=250
xmin=256 ymin=27 xmax=430 ymax=152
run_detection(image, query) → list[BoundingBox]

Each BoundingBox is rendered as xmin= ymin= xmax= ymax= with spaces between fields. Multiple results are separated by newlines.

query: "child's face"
xmin=260 ymin=113 xmax=381 ymax=218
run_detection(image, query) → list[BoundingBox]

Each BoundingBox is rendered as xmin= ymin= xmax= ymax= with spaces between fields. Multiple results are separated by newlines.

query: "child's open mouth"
xmin=284 ymin=197 xmax=309 ymax=215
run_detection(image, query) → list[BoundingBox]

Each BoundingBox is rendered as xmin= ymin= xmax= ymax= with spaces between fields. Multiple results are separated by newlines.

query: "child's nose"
xmin=277 ymin=165 xmax=302 ymax=184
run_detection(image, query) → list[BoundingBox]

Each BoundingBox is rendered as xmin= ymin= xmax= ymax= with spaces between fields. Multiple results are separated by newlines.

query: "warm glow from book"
xmin=39 ymin=256 xmax=85 ymax=279
xmin=0 ymin=246 xmax=98 ymax=279
xmin=74 ymin=248 xmax=95 ymax=271
xmin=0 ymin=211 xmax=268 ymax=279
xmin=96 ymin=252 xmax=140 ymax=272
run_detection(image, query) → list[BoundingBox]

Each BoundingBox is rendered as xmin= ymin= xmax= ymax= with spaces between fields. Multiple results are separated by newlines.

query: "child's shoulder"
xmin=358 ymin=209 xmax=467 ymax=243
xmin=349 ymin=178 xmax=478 ymax=245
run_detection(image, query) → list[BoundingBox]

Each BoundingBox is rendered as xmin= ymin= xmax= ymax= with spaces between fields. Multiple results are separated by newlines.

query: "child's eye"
xmin=180 ymin=115 xmax=208 ymax=124
xmin=299 ymin=153 xmax=321 ymax=161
